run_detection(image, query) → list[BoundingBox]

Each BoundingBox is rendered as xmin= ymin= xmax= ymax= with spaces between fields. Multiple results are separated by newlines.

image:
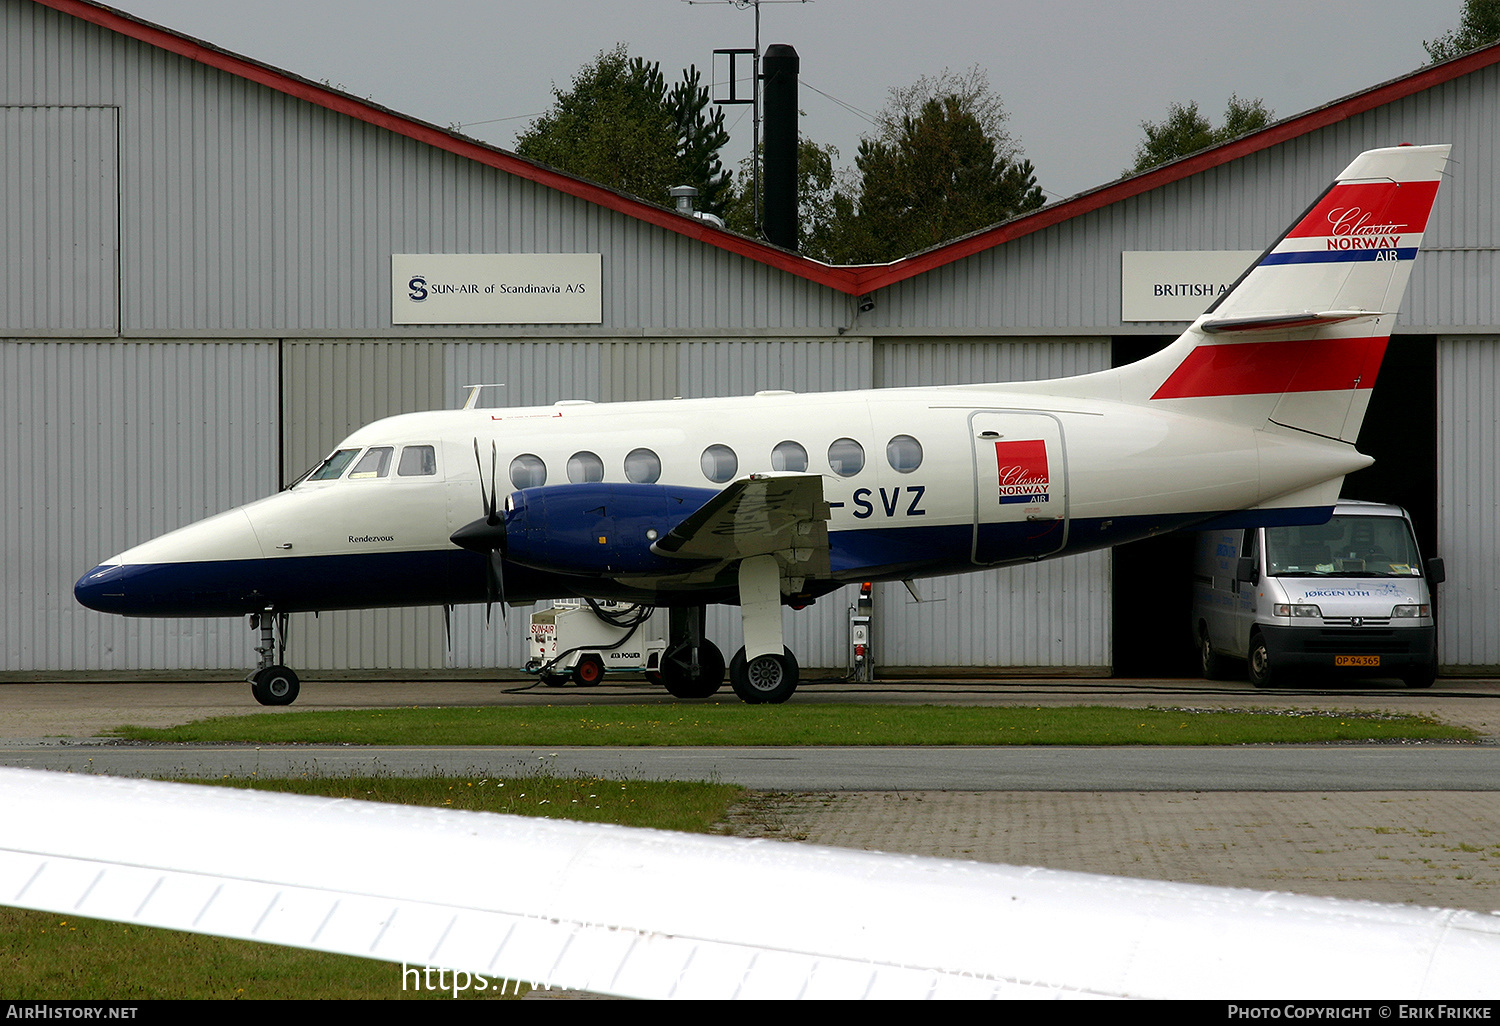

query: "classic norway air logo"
xmin=1323 ymin=207 xmax=1407 ymax=250
xmin=995 ymin=440 xmax=1050 ymax=505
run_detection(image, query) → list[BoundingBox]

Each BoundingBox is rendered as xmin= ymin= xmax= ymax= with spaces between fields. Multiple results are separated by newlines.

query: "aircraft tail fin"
xmin=1117 ymin=144 xmax=1449 ymax=442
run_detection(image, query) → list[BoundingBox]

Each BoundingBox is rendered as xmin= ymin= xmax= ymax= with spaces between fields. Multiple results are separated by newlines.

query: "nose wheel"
xmin=248 ymin=609 xmax=302 ymax=706
xmin=251 ymin=665 xmax=301 ymax=706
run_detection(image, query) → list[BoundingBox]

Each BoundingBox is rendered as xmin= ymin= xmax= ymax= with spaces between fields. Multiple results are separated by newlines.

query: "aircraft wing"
xmin=2 ymin=768 xmax=1498 ymax=1000
xmin=651 ymin=473 xmax=831 ymax=576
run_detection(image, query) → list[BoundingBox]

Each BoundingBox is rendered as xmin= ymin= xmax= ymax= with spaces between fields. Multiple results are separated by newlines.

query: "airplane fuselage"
xmin=75 ymin=381 xmax=1367 ymax=618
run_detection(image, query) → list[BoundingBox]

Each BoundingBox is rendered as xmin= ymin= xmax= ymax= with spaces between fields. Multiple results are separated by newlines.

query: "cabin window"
xmin=348 ymin=446 xmax=394 ymax=479
xmin=624 ymin=448 xmax=661 ymax=484
xmin=397 ymin=445 xmax=436 ymax=477
xmin=309 ymin=448 xmax=360 ymax=481
xmin=771 ymin=440 xmax=808 ymax=472
xmin=568 ymin=450 xmax=605 ymax=483
xmin=509 ymin=454 xmax=547 ymax=489
xmin=701 ymin=444 xmax=738 ymax=484
xmin=828 ymin=437 xmax=865 ymax=477
xmin=886 ymin=434 xmax=923 ymax=473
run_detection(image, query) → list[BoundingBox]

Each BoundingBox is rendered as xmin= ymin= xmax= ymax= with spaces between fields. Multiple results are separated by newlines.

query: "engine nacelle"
xmin=502 ymin=483 xmax=719 ymax=576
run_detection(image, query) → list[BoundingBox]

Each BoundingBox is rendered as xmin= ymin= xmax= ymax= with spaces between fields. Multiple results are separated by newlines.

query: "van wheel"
xmin=1403 ymin=662 xmax=1437 ymax=689
xmin=1247 ymin=633 xmax=1277 ymax=688
xmin=1199 ymin=626 xmax=1227 ymax=680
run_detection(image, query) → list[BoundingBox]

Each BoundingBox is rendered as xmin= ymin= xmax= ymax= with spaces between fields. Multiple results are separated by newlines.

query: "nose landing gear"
xmin=248 ymin=609 xmax=300 ymax=706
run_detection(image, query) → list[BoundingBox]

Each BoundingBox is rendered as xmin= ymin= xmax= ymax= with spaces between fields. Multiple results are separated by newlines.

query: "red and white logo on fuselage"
xmin=996 ymin=440 xmax=1050 ymax=505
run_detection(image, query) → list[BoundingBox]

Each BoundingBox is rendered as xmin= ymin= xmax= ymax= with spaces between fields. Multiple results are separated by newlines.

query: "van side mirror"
xmin=1427 ymin=557 xmax=1445 ymax=586
xmin=1236 ymin=557 xmax=1259 ymax=585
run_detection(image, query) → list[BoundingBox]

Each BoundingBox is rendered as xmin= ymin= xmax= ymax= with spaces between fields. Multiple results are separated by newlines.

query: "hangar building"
xmin=4 ymin=0 xmax=1498 ymax=680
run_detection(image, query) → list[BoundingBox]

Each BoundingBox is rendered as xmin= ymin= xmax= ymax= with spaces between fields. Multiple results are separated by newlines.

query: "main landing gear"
xmin=248 ymin=609 xmax=300 ymax=706
xmin=726 ymin=554 xmax=801 ymax=705
xmin=653 ymin=557 xmax=804 ymax=704
xmin=659 ymin=606 xmax=725 ymax=699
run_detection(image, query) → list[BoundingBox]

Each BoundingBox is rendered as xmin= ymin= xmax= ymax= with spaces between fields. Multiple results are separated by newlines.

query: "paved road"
xmin=3 ymin=740 xmax=1499 ymax=790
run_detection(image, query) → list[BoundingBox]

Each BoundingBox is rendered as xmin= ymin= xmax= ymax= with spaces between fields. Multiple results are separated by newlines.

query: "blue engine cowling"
xmin=502 ymin=483 xmax=719 ymax=576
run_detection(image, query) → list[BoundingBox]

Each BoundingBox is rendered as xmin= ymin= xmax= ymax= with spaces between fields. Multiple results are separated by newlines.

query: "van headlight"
xmin=1274 ymin=604 xmax=1322 ymax=618
xmin=1392 ymin=604 xmax=1430 ymax=618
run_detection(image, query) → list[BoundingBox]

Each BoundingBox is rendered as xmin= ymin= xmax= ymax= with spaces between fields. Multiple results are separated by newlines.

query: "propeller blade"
xmin=457 ymin=439 xmax=508 ymax=627
xmin=489 ymin=441 xmax=499 ymax=525
xmin=489 ymin=551 xmax=507 ymax=623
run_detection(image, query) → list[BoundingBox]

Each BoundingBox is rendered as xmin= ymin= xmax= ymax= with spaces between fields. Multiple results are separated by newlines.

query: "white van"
xmin=1192 ymin=501 xmax=1443 ymax=688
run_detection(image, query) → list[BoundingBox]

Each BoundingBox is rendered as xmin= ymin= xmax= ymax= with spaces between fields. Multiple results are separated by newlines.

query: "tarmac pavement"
xmin=3 ymin=674 xmax=1499 ymax=915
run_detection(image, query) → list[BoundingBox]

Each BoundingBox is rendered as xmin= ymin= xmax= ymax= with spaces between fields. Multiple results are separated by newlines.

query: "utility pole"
xmin=687 ymin=0 xmax=810 ymax=239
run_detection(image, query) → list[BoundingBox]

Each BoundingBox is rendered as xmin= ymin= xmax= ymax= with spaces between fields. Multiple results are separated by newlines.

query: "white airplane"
xmin=3 ymin=766 xmax=1498 ymax=999
xmin=74 ymin=145 xmax=1450 ymax=706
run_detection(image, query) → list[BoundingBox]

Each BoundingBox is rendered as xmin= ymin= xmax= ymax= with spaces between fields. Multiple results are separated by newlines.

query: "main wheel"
xmin=660 ymin=640 xmax=724 ymax=699
xmin=250 ymin=665 xmax=300 ymax=706
xmin=729 ymin=646 xmax=799 ymax=704
xmin=572 ymin=655 xmax=605 ymax=686
xmin=1247 ymin=633 xmax=1278 ymax=689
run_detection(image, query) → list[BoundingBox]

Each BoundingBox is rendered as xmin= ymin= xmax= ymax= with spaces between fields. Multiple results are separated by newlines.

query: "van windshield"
xmin=1265 ymin=515 xmax=1422 ymax=577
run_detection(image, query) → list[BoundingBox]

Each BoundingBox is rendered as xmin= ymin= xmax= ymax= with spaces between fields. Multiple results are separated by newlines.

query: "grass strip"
xmin=112 ymin=703 xmax=1475 ymax=746
xmin=0 ymin=773 xmax=745 ymax=1000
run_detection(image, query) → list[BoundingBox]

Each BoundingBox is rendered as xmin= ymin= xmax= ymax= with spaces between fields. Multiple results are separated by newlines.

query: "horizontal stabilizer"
xmin=1198 ymin=310 xmax=1378 ymax=335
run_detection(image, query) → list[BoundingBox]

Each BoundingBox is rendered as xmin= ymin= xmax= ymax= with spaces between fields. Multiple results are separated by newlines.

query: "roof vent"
xmin=669 ymin=185 xmax=725 ymax=228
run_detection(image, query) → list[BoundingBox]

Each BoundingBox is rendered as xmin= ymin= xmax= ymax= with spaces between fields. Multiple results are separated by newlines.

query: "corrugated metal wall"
xmin=2 ymin=341 xmax=275 ymax=671
xmin=1438 ymin=336 xmax=1500 ymax=670
xmin=0 ymin=105 xmax=118 ymax=334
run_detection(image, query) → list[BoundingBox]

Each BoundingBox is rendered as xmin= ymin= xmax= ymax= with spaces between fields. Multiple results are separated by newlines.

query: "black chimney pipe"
xmin=761 ymin=43 xmax=799 ymax=251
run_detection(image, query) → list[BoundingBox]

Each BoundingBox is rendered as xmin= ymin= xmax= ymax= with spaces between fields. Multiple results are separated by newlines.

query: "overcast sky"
xmin=107 ymin=0 xmax=1459 ymax=201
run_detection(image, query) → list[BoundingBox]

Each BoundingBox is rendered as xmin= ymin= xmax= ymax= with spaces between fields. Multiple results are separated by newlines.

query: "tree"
xmin=1127 ymin=94 xmax=1274 ymax=175
xmin=1425 ymin=0 xmax=1500 ymax=62
xmin=515 ymin=45 xmax=731 ymax=214
xmin=829 ymin=68 xmax=1045 ymax=264
xmin=723 ymin=136 xmax=845 ymax=261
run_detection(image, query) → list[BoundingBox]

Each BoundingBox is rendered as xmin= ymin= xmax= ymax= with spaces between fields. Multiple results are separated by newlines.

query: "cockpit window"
xmin=308 ymin=448 xmax=360 ymax=481
xmin=398 ymin=445 xmax=437 ymax=477
xmin=349 ymin=446 xmax=393 ymax=479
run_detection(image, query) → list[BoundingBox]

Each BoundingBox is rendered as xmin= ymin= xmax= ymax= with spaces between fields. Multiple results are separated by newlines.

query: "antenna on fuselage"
xmin=461 ymin=383 xmax=506 ymax=410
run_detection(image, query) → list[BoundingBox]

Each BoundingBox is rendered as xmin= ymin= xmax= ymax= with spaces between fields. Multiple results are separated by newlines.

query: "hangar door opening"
xmin=1108 ymin=336 xmax=1438 ymax=678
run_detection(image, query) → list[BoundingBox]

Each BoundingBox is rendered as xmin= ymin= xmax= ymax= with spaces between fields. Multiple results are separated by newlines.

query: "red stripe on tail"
xmin=1285 ymin=181 xmax=1439 ymax=240
xmin=1151 ymin=337 xmax=1389 ymax=399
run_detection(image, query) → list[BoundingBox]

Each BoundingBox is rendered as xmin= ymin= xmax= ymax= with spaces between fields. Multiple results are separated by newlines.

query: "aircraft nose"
xmin=73 ymin=563 xmax=139 ymax=615
xmin=74 ymin=508 xmax=269 ymax=617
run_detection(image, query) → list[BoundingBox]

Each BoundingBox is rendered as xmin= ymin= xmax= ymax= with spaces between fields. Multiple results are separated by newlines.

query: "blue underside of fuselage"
xmin=74 ymin=505 xmax=1333 ymax=617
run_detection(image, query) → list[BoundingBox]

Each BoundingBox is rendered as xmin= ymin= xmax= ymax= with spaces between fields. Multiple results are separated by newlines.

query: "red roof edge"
xmin=39 ymin=2 xmax=1500 ymax=298
xmin=847 ymin=40 xmax=1500 ymax=293
xmin=42 ymin=0 xmax=867 ymax=292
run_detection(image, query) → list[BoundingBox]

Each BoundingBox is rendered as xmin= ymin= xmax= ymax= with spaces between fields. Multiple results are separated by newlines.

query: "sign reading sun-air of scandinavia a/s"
xmin=392 ymin=254 xmax=602 ymax=325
